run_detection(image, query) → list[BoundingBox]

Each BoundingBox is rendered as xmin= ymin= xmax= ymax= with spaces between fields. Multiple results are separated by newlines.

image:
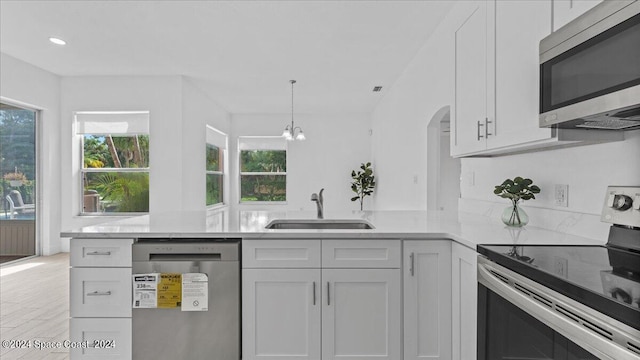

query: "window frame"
xmin=238 ymin=136 xmax=287 ymax=205
xmin=206 ymin=144 xmax=225 ymax=208
xmin=77 ymin=111 xmax=150 ymax=216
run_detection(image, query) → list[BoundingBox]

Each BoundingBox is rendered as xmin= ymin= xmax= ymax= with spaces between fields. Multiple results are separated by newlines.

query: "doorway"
xmin=0 ymin=102 xmax=37 ymax=264
xmin=427 ymin=106 xmax=461 ymax=212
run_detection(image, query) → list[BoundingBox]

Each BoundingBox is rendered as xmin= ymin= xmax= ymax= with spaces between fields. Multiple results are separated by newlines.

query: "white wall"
xmin=0 ymin=53 xmax=62 ymax=255
xmin=181 ymin=78 xmax=231 ymax=211
xmin=371 ymin=3 xmax=467 ymax=210
xmin=230 ymin=113 xmax=372 ymax=214
xmin=60 ymin=76 xmax=231 ymax=234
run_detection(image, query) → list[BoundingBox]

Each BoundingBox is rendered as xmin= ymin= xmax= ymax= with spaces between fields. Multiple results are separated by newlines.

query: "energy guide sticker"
xmin=158 ymin=273 xmax=182 ymax=308
xmin=132 ymin=273 xmax=159 ymax=308
xmin=182 ymin=273 xmax=208 ymax=311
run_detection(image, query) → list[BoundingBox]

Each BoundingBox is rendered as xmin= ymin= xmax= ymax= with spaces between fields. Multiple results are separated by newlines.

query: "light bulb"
xmin=295 ymin=130 xmax=306 ymax=141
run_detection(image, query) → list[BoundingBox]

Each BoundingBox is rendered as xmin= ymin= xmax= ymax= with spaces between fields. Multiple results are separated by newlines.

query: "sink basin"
xmin=265 ymin=219 xmax=375 ymax=230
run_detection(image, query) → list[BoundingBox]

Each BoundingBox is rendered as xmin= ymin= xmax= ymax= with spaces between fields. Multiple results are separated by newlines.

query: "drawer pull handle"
xmin=327 ymin=282 xmax=331 ymax=306
xmin=477 ymin=120 xmax=485 ymax=140
xmin=410 ymin=252 xmax=415 ymax=276
xmin=87 ymin=251 xmax=112 ymax=256
xmin=313 ymin=282 xmax=316 ymax=306
xmin=87 ymin=291 xmax=112 ymax=296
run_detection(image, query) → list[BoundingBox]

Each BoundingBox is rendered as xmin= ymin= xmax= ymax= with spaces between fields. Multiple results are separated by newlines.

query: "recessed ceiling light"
xmin=49 ymin=37 xmax=66 ymax=45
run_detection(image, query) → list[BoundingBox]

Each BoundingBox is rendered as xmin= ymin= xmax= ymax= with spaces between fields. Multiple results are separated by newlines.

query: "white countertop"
xmin=61 ymin=209 xmax=606 ymax=250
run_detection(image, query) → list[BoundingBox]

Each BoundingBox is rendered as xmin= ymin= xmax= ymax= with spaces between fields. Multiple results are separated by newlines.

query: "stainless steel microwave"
xmin=539 ymin=1 xmax=640 ymax=130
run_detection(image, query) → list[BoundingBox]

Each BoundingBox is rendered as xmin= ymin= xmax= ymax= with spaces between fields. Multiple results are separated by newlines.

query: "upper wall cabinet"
xmin=452 ymin=0 xmax=495 ymax=155
xmin=450 ymin=0 xmax=622 ymax=158
xmin=552 ymin=0 xmax=603 ymax=31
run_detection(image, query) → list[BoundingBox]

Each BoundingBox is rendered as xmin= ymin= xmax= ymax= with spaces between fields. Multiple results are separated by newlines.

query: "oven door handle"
xmin=478 ymin=257 xmax=640 ymax=360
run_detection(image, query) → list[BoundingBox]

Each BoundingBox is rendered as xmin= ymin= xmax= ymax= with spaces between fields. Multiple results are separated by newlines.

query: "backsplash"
xmin=458 ymin=198 xmax=609 ymax=243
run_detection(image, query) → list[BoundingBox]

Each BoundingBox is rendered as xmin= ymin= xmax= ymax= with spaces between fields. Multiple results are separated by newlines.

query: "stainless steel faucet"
xmin=311 ymin=188 xmax=324 ymax=219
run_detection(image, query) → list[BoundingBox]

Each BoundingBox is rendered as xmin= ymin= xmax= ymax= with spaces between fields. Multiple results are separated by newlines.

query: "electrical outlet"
xmin=555 ymin=184 xmax=569 ymax=207
xmin=553 ymin=256 xmax=568 ymax=278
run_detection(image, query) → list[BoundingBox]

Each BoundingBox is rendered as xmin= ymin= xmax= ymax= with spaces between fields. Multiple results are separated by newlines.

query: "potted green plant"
xmin=3 ymin=171 xmax=27 ymax=187
xmin=350 ymin=162 xmax=376 ymax=211
xmin=494 ymin=177 xmax=541 ymax=227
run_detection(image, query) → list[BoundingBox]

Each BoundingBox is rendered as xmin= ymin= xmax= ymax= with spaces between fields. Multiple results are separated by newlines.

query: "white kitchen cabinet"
xmin=242 ymin=269 xmax=321 ymax=360
xmin=403 ymin=240 xmax=452 ymax=360
xmin=69 ymin=238 xmax=134 ymax=360
xmin=552 ymin=0 xmax=602 ymax=31
xmin=70 ymin=318 xmax=132 ymax=360
xmin=322 ymin=269 xmax=401 ymax=360
xmin=491 ymin=0 xmax=554 ymax=148
xmin=242 ymin=239 xmax=401 ymax=360
xmin=451 ymin=0 xmax=495 ymax=156
xmin=451 ymin=242 xmax=478 ymax=360
xmin=451 ymin=0 xmax=620 ymax=157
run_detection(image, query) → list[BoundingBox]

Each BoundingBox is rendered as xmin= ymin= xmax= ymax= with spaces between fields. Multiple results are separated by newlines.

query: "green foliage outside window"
xmin=240 ymin=150 xmax=286 ymax=202
xmin=0 ymin=105 xmax=36 ymax=217
xmin=83 ymin=135 xmax=150 ymax=213
xmin=206 ymin=144 xmax=223 ymax=206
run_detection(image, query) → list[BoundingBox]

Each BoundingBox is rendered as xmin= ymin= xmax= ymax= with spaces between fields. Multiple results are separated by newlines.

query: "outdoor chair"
xmin=5 ymin=190 xmax=35 ymax=219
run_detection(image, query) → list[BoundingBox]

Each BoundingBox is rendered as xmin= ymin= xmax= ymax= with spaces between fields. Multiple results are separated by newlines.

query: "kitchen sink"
xmin=265 ymin=219 xmax=375 ymax=230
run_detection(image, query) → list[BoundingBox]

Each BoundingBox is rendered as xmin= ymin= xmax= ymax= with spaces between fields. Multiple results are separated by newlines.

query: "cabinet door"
xmin=451 ymin=242 xmax=478 ymax=360
xmin=242 ymin=269 xmax=321 ymax=360
xmin=322 ymin=269 xmax=401 ymax=360
xmin=70 ymin=318 xmax=132 ymax=360
xmin=553 ymin=0 xmax=602 ymax=31
xmin=490 ymin=0 xmax=554 ymax=149
xmin=452 ymin=0 xmax=492 ymax=156
xmin=404 ymin=241 xmax=452 ymax=360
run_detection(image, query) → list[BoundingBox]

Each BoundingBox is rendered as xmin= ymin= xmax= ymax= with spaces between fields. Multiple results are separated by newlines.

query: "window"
xmin=77 ymin=111 xmax=150 ymax=214
xmin=206 ymin=126 xmax=227 ymax=207
xmin=239 ymin=137 xmax=287 ymax=202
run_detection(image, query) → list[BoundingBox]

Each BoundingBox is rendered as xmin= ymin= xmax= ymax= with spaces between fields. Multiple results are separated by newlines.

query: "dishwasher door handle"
xmin=148 ymin=253 xmax=221 ymax=261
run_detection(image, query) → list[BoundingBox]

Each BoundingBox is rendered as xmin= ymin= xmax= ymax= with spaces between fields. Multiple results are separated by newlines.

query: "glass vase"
xmin=501 ymin=200 xmax=529 ymax=227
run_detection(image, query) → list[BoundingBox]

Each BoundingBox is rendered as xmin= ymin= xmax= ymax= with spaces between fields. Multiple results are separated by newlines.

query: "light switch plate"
xmin=555 ymin=184 xmax=569 ymax=207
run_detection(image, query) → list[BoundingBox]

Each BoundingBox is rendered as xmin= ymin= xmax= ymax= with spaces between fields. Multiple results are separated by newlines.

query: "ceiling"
xmin=0 ymin=1 xmax=454 ymax=114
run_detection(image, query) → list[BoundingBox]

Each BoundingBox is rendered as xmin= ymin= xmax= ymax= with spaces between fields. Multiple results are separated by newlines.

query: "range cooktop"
xmin=478 ymin=242 xmax=640 ymax=330
xmin=479 ymin=186 xmax=640 ymax=331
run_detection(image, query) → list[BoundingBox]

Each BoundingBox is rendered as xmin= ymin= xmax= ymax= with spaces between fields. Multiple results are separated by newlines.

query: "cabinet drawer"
xmin=243 ymin=240 xmax=321 ymax=268
xmin=322 ymin=240 xmax=401 ymax=268
xmin=70 ymin=318 xmax=131 ymax=360
xmin=70 ymin=268 xmax=132 ymax=317
xmin=71 ymin=238 xmax=133 ymax=267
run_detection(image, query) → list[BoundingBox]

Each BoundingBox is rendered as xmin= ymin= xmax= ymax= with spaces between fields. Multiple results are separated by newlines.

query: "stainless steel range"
xmin=477 ymin=186 xmax=640 ymax=360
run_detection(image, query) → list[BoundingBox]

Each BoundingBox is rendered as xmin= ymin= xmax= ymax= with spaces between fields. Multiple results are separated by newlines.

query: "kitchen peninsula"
xmin=62 ymin=209 xmax=603 ymax=360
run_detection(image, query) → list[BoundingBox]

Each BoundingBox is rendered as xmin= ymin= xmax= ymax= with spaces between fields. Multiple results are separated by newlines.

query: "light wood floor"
xmin=1 ymin=253 xmax=70 ymax=360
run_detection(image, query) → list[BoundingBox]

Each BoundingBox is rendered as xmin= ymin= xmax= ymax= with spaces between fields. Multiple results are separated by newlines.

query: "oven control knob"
xmin=611 ymin=194 xmax=633 ymax=211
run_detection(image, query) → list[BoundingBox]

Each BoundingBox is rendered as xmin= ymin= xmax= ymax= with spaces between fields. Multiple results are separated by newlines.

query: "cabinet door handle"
xmin=86 ymin=251 xmax=111 ymax=256
xmin=410 ymin=252 xmax=415 ymax=276
xmin=477 ymin=120 xmax=485 ymax=140
xmin=485 ymin=117 xmax=493 ymax=137
xmin=313 ymin=281 xmax=316 ymax=306
xmin=86 ymin=290 xmax=112 ymax=296
xmin=327 ymin=282 xmax=331 ymax=306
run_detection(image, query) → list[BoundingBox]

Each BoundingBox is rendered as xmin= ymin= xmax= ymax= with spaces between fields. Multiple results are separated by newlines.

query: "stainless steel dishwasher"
xmin=132 ymin=239 xmax=240 ymax=360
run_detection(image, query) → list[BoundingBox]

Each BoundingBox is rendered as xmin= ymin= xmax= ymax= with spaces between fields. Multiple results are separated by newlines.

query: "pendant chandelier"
xmin=282 ymin=80 xmax=305 ymax=141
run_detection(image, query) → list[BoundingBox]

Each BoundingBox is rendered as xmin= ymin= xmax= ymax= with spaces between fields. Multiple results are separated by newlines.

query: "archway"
xmin=426 ymin=106 xmax=460 ymax=212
